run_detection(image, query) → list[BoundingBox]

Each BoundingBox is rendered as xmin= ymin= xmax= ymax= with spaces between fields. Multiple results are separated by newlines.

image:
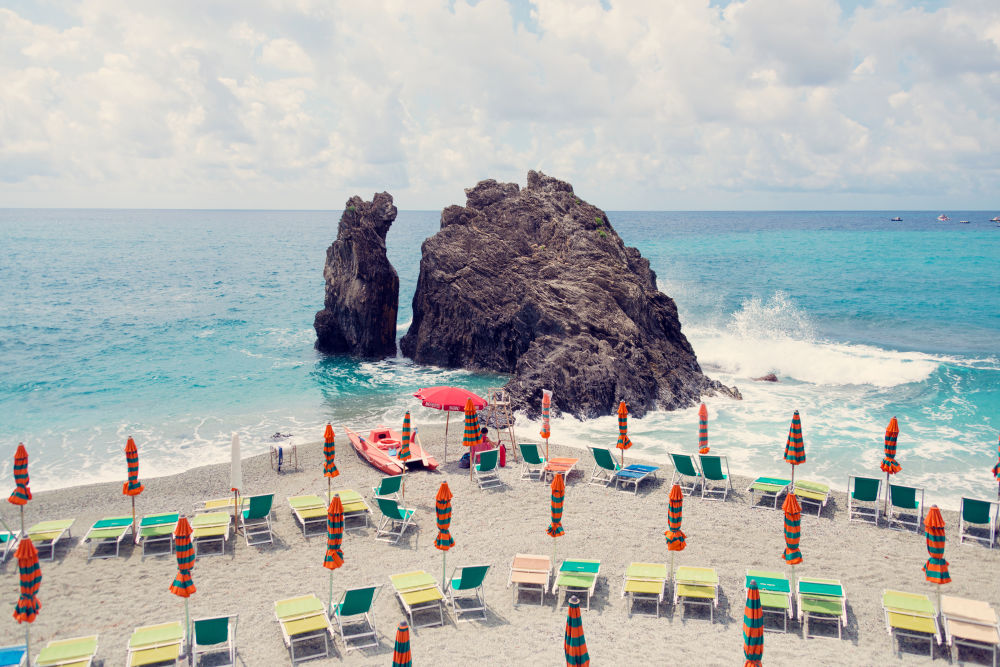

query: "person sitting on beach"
xmin=470 ymin=426 xmax=506 ymax=467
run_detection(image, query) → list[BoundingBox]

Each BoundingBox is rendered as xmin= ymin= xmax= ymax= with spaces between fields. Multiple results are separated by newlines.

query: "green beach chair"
xmin=331 ymin=584 xmax=382 ymax=650
xmin=793 ymin=480 xmax=831 ymax=516
xmin=138 ymin=512 xmax=179 ymax=558
xmin=328 ymin=489 xmax=372 ymax=529
xmin=474 ymin=448 xmax=503 ymax=490
xmin=241 ymin=493 xmax=274 ymax=546
xmin=674 ymin=566 xmax=720 ymax=622
xmin=519 ymin=443 xmax=546 ymax=481
xmin=274 ymin=594 xmax=335 ymax=664
xmin=552 ymin=559 xmax=601 ymax=610
xmin=698 ymin=455 xmax=732 ymax=501
xmin=35 ymin=635 xmax=99 ymax=667
xmin=621 ymin=562 xmax=668 ymax=617
xmin=887 ymin=483 xmax=924 ymax=532
xmin=126 ymin=620 xmax=184 ymax=667
xmin=882 ymin=590 xmax=940 ymax=657
xmin=0 ymin=515 xmax=21 ymax=563
xmin=446 ymin=564 xmax=490 ymax=621
xmin=668 ymin=452 xmax=703 ymax=496
xmin=747 ymin=570 xmax=794 ymax=632
xmin=190 ymin=615 xmax=238 ymax=667
xmin=797 ymin=577 xmax=847 ymax=639
xmin=191 ymin=511 xmax=231 ymax=556
xmin=959 ymin=497 xmax=998 ymax=548
xmin=83 ymin=516 xmax=133 ymax=560
xmin=847 ymin=475 xmax=881 ymax=525
xmin=589 ymin=447 xmax=620 ymax=486
xmin=746 ymin=476 xmax=791 ymax=509
xmin=287 ymin=494 xmax=327 ymax=537
xmin=374 ymin=496 xmax=417 ymax=544
xmin=372 ymin=474 xmax=403 ymax=499
xmin=27 ymin=518 xmax=75 ymax=561
xmin=390 ymin=570 xmax=446 ymax=628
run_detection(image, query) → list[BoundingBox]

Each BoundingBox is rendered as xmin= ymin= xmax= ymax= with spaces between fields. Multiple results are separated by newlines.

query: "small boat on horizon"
xmin=345 ymin=426 xmax=439 ymax=476
xmin=891 ymin=217 xmax=902 ymax=221
xmin=937 ymin=214 xmax=950 ymax=222
xmin=991 ymin=216 xmax=1000 ymax=222
xmin=959 ymin=220 xmax=970 ymax=224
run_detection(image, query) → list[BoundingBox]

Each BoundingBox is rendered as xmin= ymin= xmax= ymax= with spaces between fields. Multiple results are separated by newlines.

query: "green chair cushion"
xmin=627 ymin=563 xmax=667 ymax=579
xmin=760 ymin=591 xmax=791 ymax=610
xmin=556 ymin=572 xmax=597 ymax=589
xmin=276 ymin=596 xmax=323 ymax=619
xmin=676 ymin=566 xmax=718 ymax=584
xmin=93 ymin=517 xmax=133 ymax=529
xmin=676 ymin=583 xmax=716 ymax=599
xmin=560 ymin=559 xmax=600 ymax=574
xmin=35 ymin=637 xmax=98 ymax=665
xmin=800 ymin=597 xmax=844 ymax=616
xmin=129 ymin=622 xmax=183 ymax=649
xmin=391 ymin=571 xmax=436 ymax=591
xmin=888 ymin=611 xmax=936 ymax=634
xmin=884 ymin=591 xmax=934 ymax=615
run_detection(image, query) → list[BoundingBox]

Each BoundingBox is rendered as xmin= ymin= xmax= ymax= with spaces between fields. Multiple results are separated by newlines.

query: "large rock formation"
xmin=400 ymin=171 xmax=740 ymax=418
xmin=314 ymin=193 xmax=399 ymax=357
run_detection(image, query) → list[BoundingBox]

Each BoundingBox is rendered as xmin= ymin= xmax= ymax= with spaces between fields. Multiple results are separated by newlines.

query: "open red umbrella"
xmin=13 ymin=537 xmax=41 ymax=664
xmin=8 ymin=443 xmax=31 ymax=533
xmin=743 ymin=579 xmax=764 ymax=667
xmin=615 ymin=401 xmax=632 ymax=467
xmin=880 ymin=417 xmax=901 ymax=516
xmin=123 ymin=437 xmax=144 ymax=545
xmin=783 ymin=411 xmax=805 ymax=485
xmin=698 ymin=404 xmax=709 ymax=455
xmin=324 ymin=495 xmax=344 ymax=613
xmin=413 ymin=386 xmax=486 ymax=463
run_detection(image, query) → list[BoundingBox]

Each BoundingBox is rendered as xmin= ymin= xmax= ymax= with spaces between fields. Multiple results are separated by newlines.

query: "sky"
xmin=1 ymin=0 xmax=998 ymax=210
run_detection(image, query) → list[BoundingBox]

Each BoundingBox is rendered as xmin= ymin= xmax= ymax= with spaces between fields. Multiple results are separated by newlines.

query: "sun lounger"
xmin=287 ymin=495 xmax=327 ymax=537
xmin=519 ymin=443 xmax=547 ymax=481
xmin=127 ymin=621 xmax=184 ymax=667
xmin=544 ymin=457 xmax=580 ymax=482
xmin=847 ymin=475 xmax=881 ymax=525
xmin=746 ymin=477 xmax=791 ymax=509
xmin=793 ymin=480 xmax=831 ymax=516
xmin=474 ymin=448 xmax=503 ymax=490
xmin=941 ymin=595 xmax=1000 ymax=667
xmin=797 ymin=577 xmax=847 ymax=639
xmin=331 ymin=585 xmax=381 ymax=650
xmin=27 ymin=519 xmax=75 ymax=561
xmin=0 ymin=644 xmax=25 ymax=667
xmin=372 ymin=474 xmax=403 ymax=500
xmin=698 ymin=455 xmax=731 ymax=500
xmin=621 ymin=562 xmax=667 ymax=617
xmin=887 ymin=483 xmax=925 ymax=532
xmin=552 ymin=559 xmax=601 ymax=610
xmin=616 ymin=464 xmax=659 ymax=495
xmin=508 ymin=553 xmax=551 ymax=606
xmin=882 ymin=590 xmax=940 ymax=657
xmin=588 ymin=447 xmax=620 ymax=486
xmin=959 ymin=497 xmax=998 ymax=549
xmin=35 ymin=635 xmax=98 ymax=667
xmin=191 ymin=511 xmax=231 ymax=556
xmin=275 ymin=594 xmax=336 ymax=664
xmin=138 ymin=512 xmax=179 ymax=558
xmin=203 ymin=497 xmax=242 ymax=512
xmin=374 ymin=497 xmax=417 ymax=544
xmin=239 ymin=493 xmax=274 ymax=546
xmin=674 ymin=566 xmax=719 ymax=622
xmin=190 ymin=615 xmax=238 ymax=667
xmin=83 ymin=516 xmax=133 ymax=559
xmin=668 ymin=453 xmax=703 ymax=496
xmin=327 ymin=489 xmax=371 ymax=529
xmin=0 ymin=528 xmax=20 ymax=564
xmin=747 ymin=570 xmax=794 ymax=632
xmin=390 ymin=570 xmax=446 ymax=628
xmin=446 ymin=564 xmax=490 ymax=621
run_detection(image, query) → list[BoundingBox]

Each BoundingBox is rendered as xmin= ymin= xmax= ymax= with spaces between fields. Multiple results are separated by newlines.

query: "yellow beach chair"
xmin=882 ymin=589 xmax=940 ymax=657
xmin=390 ymin=570 xmax=446 ymax=628
xmin=797 ymin=576 xmax=848 ymax=639
xmin=621 ymin=562 xmax=667 ymax=617
xmin=674 ymin=566 xmax=719 ymax=622
xmin=327 ymin=489 xmax=371 ymax=529
xmin=191 ymin=511 xmax=231 ymax=556
xmin=137 ymin=512 xmax=179 ymax=559
xmin=126 ymin=621 xmax=184 ymax=667
xmin=83 ymin=516 xmax=133 ymax=560
xmin=35 ymin=635 xmax=99 ymax=667
xmin=287 ymin=495 xmax=327 ymax=537
xmin=274 ymin=594 xmax=335 ymax=664
xmin=793 ymin=480 xmax=831 ymax=517
xmin=27 ymin=518 xmax=75 ymax=561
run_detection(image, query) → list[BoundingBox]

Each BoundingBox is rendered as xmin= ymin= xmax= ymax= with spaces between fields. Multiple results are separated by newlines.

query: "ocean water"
xmin=1 ymin=208 xmax=997 ymax=508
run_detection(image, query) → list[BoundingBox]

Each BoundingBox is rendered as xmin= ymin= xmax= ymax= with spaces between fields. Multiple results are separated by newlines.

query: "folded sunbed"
xmin=274 ymin=594 xmax=336 ymax=664
xmin=674 ymin=566 xmax=719 ymax=622
xmin=615 ymin=464 xmax=659 ymax=495
xmin=793 ymin=480 xmax=831 ymax=517
xmin=747 ymin=570 xmax=793 ymax=632
xmin=588 ymin=447 xmax=620 ymax=487
xmin=240 ymin=493 xmax=274 ymax=546
xmin=941 ymin=595 xmax=1000 ymax=666
xmin=137 ymin=512 xmax=179 ymax=558
xmin=27 ymin=519 xmax=75 ymax=561
xmin=83 ymin=516 xmax=133 ymax=560
xmin=887 ymin=483 xmax=925 ymax=532
xmin=390 ymin=570 xmax=446 ymax=628
xmin=847 ymin=475 xmax=881 ymax=525
xmin=544 ymin=457 xmax=579 ymax=482
xmin=191 ymin=511 xmax=231 ymax=556
xmin=882 ymin=589 xmax=940 ymax=657
xmin=327 ymin=490 xmax=371 ymax=529
xmin=0 ymin=644 xmax=26 ymax=667
xmin=287 ymin=495 xmax=327 ymax=537
xmin=474 ymin=448 xmax=503 ymax=490
xmin=621 ymin=562 xmax=667 ymax=617
xmin=508 ymin=553 xmax=551 ymax=606
xmin=797 ymin=577 xmax=847 ymax=639
xmin=746 ymin=477 xmax=791 ymax=509
xmin=552 ymin=559 xmax=601 ymax=610
xmin=127 ymin=621 xmax=184 ymax=667
xmin=35 ymin=635 xmax=99 ymax=667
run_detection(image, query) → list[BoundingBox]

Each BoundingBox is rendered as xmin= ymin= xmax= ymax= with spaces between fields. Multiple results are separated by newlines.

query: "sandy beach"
xmin=2 ymin=427 xmax=998 ymax=666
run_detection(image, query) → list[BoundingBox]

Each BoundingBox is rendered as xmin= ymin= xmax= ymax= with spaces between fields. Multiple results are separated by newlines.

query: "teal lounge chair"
xmin=35 ymin=635 xmax=98 ymax=667
xmin=447 ymin=564 xmax=490 ymax=621
xmin=552 ymin=559 xmax=601 ymax=610
xmin=959 ymin=497 xmax=998 ymax=549
xmin=698 ymin=455 xmax=732 ymax=501
xmin=668 ymin=453 xmax=703 ymax=496
xmin=847 ymin=475 xmax=881 ymax=525
xmin=887 ymin=484 xmax=924 ymax=532
xmin=241 ymin=493 xmax=274 ymax=546
xmin=331 ymin=584 xmax=382 ymax=650
xmin=374 ymin=497 xmax=417 ymax=544
xmin=0 ymin=516 xmax=21 ymax=563
xmin=793 ymin=480 xmax=831 ymax=517
xmin=190 ymin=615 xmax=238 ymax=667
xmin=0 ymin=644 xmax=25 ymax=667
xmin=372 ymin=474 xmax=403 ymax=500
xmin=746 ymin=477 xmax=791 ymax=509
xmin=519 ymin=443 xmax=546 ymax=481
xmin=474 ymin=448 xmax=502 ymax=490
xmin=589 ymin=447 xmax=620 ymax=486
xmin=83 ymin=516 xmax=133 ymax=560
xmin=882 ymin=590 xmax=940 ymax=657
xmin=138 ymin=512 xmax=179 ymax=558
xmin=747 ymin=570 xmax=793 ymax=632
xmin=797 ymin=577 xmax=848 ymax=639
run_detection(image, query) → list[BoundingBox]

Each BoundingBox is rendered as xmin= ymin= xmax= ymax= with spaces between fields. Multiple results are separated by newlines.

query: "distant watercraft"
xmin=959 ymin=220 xmax=970 ymax=224
xmin=991 ymin=216 xmax=1000 ymax=222
xmin=891 ymin=217 xmax=902 ymax=221
xmin=937 ymin=214 xmax=950 ymax=221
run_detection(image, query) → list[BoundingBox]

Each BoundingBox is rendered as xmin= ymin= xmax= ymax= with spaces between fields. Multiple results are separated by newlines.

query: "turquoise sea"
xmin=1 ymin=209 xmax=998 ymax=507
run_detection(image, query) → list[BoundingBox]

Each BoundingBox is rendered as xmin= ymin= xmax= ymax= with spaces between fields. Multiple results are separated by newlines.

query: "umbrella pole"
xmin=444 ymin=413 xmax=450 ymax=463
xmin=184 ymin=598 xmax=190 ymax=646
xmin=233 ymin=489 xmax=240 ymax=537
xmin=545 ymin=437 xmax=549 ymax=463
xmin=443 ymin=551 xmax=447 ymax=591
xmin=19 ymin=505 xmax=24 ymax=535
xmin=329 ymin=570 xmax=334 ymax=617
xmin=131 ymin=497 xmax=137 ymax=545
xmin=25 ymin=626 xmax=30 ymax=667
xmin=883 ymin=472 xmax=890 ymax=517
xmin=790 ymin=465 xmax=795 ymax=487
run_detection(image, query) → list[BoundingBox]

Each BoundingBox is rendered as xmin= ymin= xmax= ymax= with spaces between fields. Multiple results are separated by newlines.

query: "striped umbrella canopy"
xmin=664 ymin=484 xmax=687 ymax=552
xmin=540 ymin=389 xmax=552 ymax=441
xmin=8 ymin=443 xmax=32 ymax=507
xmin=122 ymin=437 xmax=144 ymax=496
xmin=324 ymin=495 xmax=344 ymax=612
xmin=783 ymin=410 xmax=805 ymax=484
xmin=923 ymin=506 xmax=951 ymax=585
xmin=392 ymin=621 xmax=412 ymax=667
xmin=13 ymin=537 xmax=41 ymax=623
xmin=435 ymin=482 xmax=454 ymax=587
xmin=399 ymin=412 xmax=412 ymax=462
xmin=742 ymin=579 xmax=764 ymax=667
xmin=698 ymin=403 xmax=709 ymax=455
xmin=323 ymin=424 xmax=339 ymax=478
xmin=169 ymin=517 xmax=196 ymax=635
xmin=547 ymin=473 xmax=565 ymax=539
xmin=782 ymin=492 xmax=803 ymax=565
xmin=615 ymin=401 xmax=632 ymax=467
xmin=462 ymin=398 xmax=482 ymax=479
xmin=564 ymin=595 xmax=590 ymax=666
xmin=880 ymin=416 xmax=901 ymax=515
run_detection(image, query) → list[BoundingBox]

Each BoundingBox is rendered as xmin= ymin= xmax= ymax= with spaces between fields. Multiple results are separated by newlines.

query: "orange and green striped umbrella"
xmin=540 ymin=389 xmax=552 ymax=441
xmin=697 ymin=403 xmax=709 ymax=455
xmin=664 ymin=483 xmax=686 ymax=552
xmin=782 ymin=492 xmax=803 ymax=565
xmin=462 ymin=398 xmax=482 ymax=479
xmin=742 ymin=579 xmax=764 ymax=667
xmin=435 ymin=481 xmax=454 ymax=586
xmin=615 ymin=401 xmax=632 ymax=467
xmin=564 ymin=595 xmax=590 ymax=666
xmin=392 ymin=621 xmax=412 ymax=667
xmin=783 ymin=410 xmax=805 ymax=484
xmin=880 ymin=416 xmax=901 ymax=516
xmin=8 ymin=443 xmax=32 ymax=507
xmin=547 ymin=473 xmax=565 ymax=540
xmin=923 ymin=506 xmax=951 ymax=585
xmin=123 ymin=437 xmax=144 ymax=496
xmin=323 ymin=423 xmax=338 ymax=480
xmin=13 ymin=537 xmax=41 ymax=623
xmin=324 ymin=495 xmax=344 ymax=612
xmin=169 ymin=517 xmax=196 ymax=634
xmin=399 ymin=412 xmax=412 ymax=462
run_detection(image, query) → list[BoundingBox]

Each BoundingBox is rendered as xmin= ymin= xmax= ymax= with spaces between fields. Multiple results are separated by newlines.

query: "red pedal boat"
xmin=345 ymin=426 xmax=439 ymax=476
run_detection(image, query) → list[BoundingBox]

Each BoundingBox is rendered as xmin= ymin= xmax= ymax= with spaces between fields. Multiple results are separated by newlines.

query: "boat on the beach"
xmin=891 ymin=217 xmax=902 ymax=221
xmin=345 ymin=426 xmax=439 ymax=475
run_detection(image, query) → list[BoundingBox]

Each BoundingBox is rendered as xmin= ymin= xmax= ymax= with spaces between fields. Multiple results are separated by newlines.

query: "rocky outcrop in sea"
xmin=314 ymin=192 xmax=399 ymax=357
xmin=399 ymin=171 xmax=740 ymax=418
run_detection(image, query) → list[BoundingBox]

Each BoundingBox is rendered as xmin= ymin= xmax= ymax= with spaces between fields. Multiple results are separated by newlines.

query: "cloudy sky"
xmin=2 ymin=0 xmax=999 ymax=210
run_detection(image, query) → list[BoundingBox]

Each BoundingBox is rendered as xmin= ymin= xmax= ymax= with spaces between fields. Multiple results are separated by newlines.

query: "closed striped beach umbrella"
xmin=8 ymin=443 xmax=31 ymax=506
xmin=13 ymin=537 xmax=41 ymax=623
xmin=122 ymin=437 xmax=144 ymax=496
xmin=880 ymin=416 xmax=901 ymax=516
xmin=435 ymin=481 xmax=454 ymax=587
xmin=564 ymin=595 xmax=590 ymax=666
xmin=323 ymin=424 xmax=338 ymax=479
xmin=616 ymin=401 xmax=632 ymax=467
xmin=783 ymin=410 xmax=805 ymax=484
xmin=923 ymin=506 xmax=951 ymax=585
xmin=743 ymin=579 xmax=764 ymax=667
xmin=698 ymin=403 xmax=709 ymax=455
xmin=547 ymin=473 xmax=565 ymax=539
xmin=664 ymin=484 xmax=687 ymax=552
xmin=463 ymin=398 xmax=482 ymax=479
xmin=540 ymin=389 xmax=552 ymax=441
xmin=782 ymin=492 xmax=803 ymax=565
xmin=399 ymin=412 xmax=412 ymax=462
xmin=169 ymin=516 xmax=196 ymax=635
xmin=324 ymin=496 xmax=344 ymax=570
xmin=392 ymin=621 xmax=412 ymax=667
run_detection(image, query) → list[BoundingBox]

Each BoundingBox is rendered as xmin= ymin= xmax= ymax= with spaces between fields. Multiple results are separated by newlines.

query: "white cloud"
xmin=0 ymin=0 xmax=998 ymax=209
